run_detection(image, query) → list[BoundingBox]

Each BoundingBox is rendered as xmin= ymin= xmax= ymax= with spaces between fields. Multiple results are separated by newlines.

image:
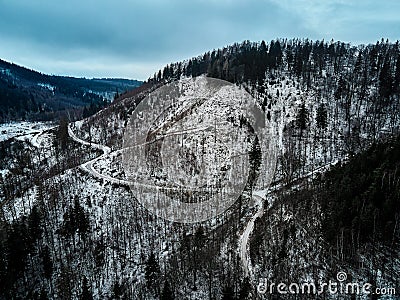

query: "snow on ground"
xmin=2 ymin=71 xmax=396 ymax=298
xmin=66 ymin=76 xmax=338 ymax=282
xmin=0 ymin=121 xmax=55 ymax=143
xmin=239 ymin=192 xmax=265 ymax=278
xmin=2 ymin=186 xmax=37 ymax=222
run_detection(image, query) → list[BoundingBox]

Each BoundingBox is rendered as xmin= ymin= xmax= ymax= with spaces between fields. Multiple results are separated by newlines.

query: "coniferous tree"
xmin=112 ymin=281 xmax=124 ymax=299
xmin=221 ymin=285 xmax=235 ymax=300
xmin=296 ymin=102 xmax=309 ymax=136
xmin=0 ymin=218 xmax=8 ymax=290
xmin=316 ymin=103 xmax=328 ymax=130
xmin=249 ymin=136 xmax=261 ymax=187
xmin=394 ymin=54 xmax=400 ymax=92
xmin=57 ymin=265 xmax=73 ymax=300
xmin=238 ymin=277 xmax=251 ymax=299
xmin=161 ymin=280 xmax=174 ymax=300
xmin=57 ymin=117 xmax=69 ymax=150
xmin=80 ymin=276 xmax=93 ymax=300
xmin=41 ymin=245 xmax=53 ymax=279
xmin=28 ymin=205 xmax=42 ymax=242
xmin=145 ymin=252 xmax=160 ymax=291
xmin=74 ymin=197 xmax=90 ymax=235
xmin=379 ymin=55 xmax=393 ymax=99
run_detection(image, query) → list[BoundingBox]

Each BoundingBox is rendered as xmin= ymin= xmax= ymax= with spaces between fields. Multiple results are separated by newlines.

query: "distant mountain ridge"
xmin=0 ymin=58 xmax=142 ymax=122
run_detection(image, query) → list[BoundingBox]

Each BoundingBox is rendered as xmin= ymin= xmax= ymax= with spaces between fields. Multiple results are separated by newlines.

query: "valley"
xmin=0 ymin=39 xmax=400 ymax=299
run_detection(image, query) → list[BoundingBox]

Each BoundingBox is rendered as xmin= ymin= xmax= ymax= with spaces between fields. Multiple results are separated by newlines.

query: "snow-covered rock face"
xmin=122 ymin=77 xmax=278 ymax=223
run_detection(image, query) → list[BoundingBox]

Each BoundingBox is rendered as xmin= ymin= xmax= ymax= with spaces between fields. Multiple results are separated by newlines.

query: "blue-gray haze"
xmin=0 ymin=0 xmax=398 ymax=80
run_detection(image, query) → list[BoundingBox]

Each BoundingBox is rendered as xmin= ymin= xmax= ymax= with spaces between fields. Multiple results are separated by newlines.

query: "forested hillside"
xmin=0 ymin=39 xmax=399 ymax=299
xmin=0 ymin=59 xmax=142 ymax=122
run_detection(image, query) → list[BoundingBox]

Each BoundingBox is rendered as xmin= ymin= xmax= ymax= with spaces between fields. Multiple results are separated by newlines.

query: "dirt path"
xmin=238 ymin=191 xmax=266 ymax=278
xmin=68 ymin=125 xmax=131 ymax=185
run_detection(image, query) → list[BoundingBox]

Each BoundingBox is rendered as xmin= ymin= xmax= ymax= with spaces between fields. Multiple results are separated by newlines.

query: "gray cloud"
xmin=0 ymin=0 xmax=397 ymax=79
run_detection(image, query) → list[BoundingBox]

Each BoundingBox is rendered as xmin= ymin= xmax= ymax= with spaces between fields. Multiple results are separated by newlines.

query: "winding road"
xmin=68 ymin=123 xmax=343 ymax=287
xmin=68 ymin=125 xmax=131 ymax=186
xmin=237 ymin=158 xmax=345 ymax=284
xmin=68 ymin=123 xmax=241 ymax=189
xmin=68 ymin=123 xmax=273 ymax=281
xmin=30 ymin=126 xmax=56 ymax=147
xmin=239 ymin=191 xmax=267 ymax=278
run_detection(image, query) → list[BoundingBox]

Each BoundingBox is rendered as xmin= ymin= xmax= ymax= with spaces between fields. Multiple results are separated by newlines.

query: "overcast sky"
xmin=0 ymin=0 xmax=398 ymax=80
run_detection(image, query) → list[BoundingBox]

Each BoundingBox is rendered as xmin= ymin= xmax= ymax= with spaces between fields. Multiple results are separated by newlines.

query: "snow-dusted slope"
xmin=2 ymin=39 xmax=400 ymax=299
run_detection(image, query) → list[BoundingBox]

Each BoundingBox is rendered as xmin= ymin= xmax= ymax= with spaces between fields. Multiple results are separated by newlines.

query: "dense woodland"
xmin=0 ymin=59 xmax=142 ymax=122
xmin=1 ymin=38 xmax=400 ymax=299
